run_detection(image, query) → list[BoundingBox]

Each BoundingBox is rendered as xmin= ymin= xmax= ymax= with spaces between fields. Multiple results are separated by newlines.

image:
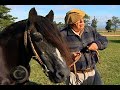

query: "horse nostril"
xmin=58 ymin=72 xmax=64 ymax=78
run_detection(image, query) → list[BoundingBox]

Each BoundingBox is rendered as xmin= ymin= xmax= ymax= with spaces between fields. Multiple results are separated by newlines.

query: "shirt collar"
xmin=67 ymin=27 xmax=75 ymax=36
xmin=67 ymin=26 xmax=85 ymax=37
xmin=71 ymin=29 xmax=80 ymax=36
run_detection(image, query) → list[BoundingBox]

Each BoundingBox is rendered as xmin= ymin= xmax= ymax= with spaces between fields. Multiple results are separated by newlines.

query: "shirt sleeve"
xmin=91 ymin=27 xmax=108 ymax=50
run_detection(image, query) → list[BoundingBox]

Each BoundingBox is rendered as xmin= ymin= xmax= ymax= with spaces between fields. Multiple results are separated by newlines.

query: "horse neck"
xmin=0 ymin=28 xmax=31 ymax=69
xmin=0 ymin=46 xmax=10 ymax=73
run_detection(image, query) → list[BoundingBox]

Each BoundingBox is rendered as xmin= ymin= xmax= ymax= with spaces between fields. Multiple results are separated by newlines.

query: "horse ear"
xmin=28 ymin=7 xmax=38 ymax=23
xmin=45 ymin=10 xmax=54 ymax=22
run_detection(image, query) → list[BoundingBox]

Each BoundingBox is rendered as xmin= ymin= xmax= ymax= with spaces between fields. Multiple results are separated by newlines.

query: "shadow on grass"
xmin=26 ymin=81 xmax=41 ymax=85
xmin=26 ymin=81 xmax=63 ymax=85
xmin=109 ymin=40 xmax=120 ymax=43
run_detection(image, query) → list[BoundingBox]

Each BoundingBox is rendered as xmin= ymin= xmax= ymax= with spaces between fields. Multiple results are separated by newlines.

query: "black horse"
xmin=0 ymin=8 xmax=73 ymax=85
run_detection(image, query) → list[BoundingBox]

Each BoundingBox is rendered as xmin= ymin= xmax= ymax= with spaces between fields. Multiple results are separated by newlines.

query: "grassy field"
xmin=97 ymin=36 xmax=120 ymax=85
xmin=98 ymin=30 xmax=120 ymax=35
xmin=29 ymin=35 xmax=120 ymax=85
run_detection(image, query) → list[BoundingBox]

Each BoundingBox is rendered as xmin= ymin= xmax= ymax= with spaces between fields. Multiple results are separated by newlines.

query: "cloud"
xmin=6 ymin=5 xmax=120 ymax=29
xmin=6 ymin=5 xmax=20 ymax=9
xmin=54 ymin=15 xmax=64 ymax=23
xmin=50 ymin=5 xmax=77 ymax=11
xmin=109 ymin=5 xmax=119 ymax=9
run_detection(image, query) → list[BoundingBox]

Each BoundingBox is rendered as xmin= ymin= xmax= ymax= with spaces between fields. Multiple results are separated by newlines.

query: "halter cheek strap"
xmin=24 ymin=29 xmax=50 ymax=74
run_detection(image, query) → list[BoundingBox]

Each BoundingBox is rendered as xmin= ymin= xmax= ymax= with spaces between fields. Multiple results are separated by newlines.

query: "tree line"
xmin=0 ymin=5 xmax=17 ymax=31
xmin=105 ymin=17 xmax=120 ymax=32
xmin=54 ymin=14 xmax=120 ymax=32
xmin=55 ymin=15 xmax=120 ymax=32
xmin=0 ymin=5 xmax=120 ymax=32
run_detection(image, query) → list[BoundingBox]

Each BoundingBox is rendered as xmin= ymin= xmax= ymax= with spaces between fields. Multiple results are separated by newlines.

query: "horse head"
xmin=24 ymin=8 xmax=73 ymax=83
xmin=0 ymin=7 xmax=73 ymax=85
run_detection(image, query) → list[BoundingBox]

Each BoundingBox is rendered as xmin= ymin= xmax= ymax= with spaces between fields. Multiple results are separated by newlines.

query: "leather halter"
xmin=24 ymin=29 xmax=50 ymax=75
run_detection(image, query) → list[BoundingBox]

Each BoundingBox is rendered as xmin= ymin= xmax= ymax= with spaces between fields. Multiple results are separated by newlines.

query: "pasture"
xmin=29 ymin=32 xmax=120 ymax=85
xmin=97 ymin=36 xmax=120 ymax=85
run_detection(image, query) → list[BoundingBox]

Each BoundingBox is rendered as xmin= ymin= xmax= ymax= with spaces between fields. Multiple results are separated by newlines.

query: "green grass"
xmin=98 ymin=30 xmax=120 ymax=35
xmin=29 ymin=59 xmax=64 ymax=85
xmin=97 ymin=36 xmax=120 ymax=85
xmin=29 ymin=59 xmax=56 ymax=85
xmin=29 ymin=36 xmax=120 ymax=85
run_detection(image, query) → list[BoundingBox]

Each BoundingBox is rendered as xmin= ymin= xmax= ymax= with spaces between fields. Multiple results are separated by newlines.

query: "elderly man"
xmin=60 ymin=9 xmax=108 ymax=85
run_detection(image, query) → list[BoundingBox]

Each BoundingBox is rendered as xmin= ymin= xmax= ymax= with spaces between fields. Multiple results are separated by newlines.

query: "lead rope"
xmin=68 ymin=50 xmax=100 ymax=85
xmin=95 ymin=50 xmax=100 ymax=64
xmin=68 ymin=53 xmax=81 ymax=75
xmin=68 ymin=53 xmax=82 ymax=85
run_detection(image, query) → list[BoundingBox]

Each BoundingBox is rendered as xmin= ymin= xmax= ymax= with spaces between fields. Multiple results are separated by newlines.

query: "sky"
xmin=6 ymin=5 xmax=120 ymax=29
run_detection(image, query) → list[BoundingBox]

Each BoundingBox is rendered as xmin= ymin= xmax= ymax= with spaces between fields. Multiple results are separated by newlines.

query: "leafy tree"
xmin=105 ymin=19 xmax=112 ymax=32
xmin=111 ymin=16 xmax=120 ymax=32
xmin=84 ymin=14 xmax=90 ymax=26
xmin=56 ymin=22 xmax=65 ymax=30
xmin=91 ymin=16 xmax=98 ymax=29
xmin=53 ymin=21 xmax=57 ymax=26
xmin=0 ymin=5 xmax=17 ymax=31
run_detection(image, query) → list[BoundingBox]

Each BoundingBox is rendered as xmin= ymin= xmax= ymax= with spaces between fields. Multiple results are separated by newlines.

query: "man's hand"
xmin=71 ymin=51 xmax=81 ymax=61
xmin=88 ymin=43 xmax=98 ymax=51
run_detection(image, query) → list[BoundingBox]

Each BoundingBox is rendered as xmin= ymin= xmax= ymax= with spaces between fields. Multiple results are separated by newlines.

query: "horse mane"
xmin=0 ymin=15 xmax=73 ymax=66
xmin=0 ymin=20 xmax=28 ymax=46
xmin=0 ymin=20 xmax=26 ymax=39
xmin=35 ymin=16 xmax=73 ymax=66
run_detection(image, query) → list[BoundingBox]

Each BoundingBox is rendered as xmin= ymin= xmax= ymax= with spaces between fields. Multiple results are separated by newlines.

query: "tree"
xmin=0 ymin=5 xmax=17 ymax=31
xmin=84 ymin=14 xmax=90 ymax=26
xmin=53 ymin=21 xmax=57 ymax=26
xmin=56 ymin=22 xmax=65 ymax=30
xmin=111 ymin=16 xmax=120 ymax=32
xmin=105 ymin=19 xmax=112 ymax=32
xmin=91 ymin=16 xmax=98 ymax=30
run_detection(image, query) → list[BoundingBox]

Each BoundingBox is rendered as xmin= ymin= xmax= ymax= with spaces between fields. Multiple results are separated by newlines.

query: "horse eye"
xmin=32 ymin=32 xmax=43 ymax=42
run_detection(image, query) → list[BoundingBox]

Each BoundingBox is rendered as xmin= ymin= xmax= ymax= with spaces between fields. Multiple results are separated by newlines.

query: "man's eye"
xmin=80 ymin=20 xmax=83 ymax=23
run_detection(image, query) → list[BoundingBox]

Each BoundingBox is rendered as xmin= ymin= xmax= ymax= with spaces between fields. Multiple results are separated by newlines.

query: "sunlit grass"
xmin=98 ymin=30 xmax=120 ymax=35
xmin=97 ymin=36 xmax=120 ymax=85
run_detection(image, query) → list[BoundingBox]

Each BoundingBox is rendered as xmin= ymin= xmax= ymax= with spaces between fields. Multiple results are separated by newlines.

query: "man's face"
xmin=74 ymin=18 xmax=85 ymax=31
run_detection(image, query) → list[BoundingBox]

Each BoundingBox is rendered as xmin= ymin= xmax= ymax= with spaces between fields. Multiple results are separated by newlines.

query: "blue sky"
xmin=7 ymin=5 xmax=120 ymax=29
